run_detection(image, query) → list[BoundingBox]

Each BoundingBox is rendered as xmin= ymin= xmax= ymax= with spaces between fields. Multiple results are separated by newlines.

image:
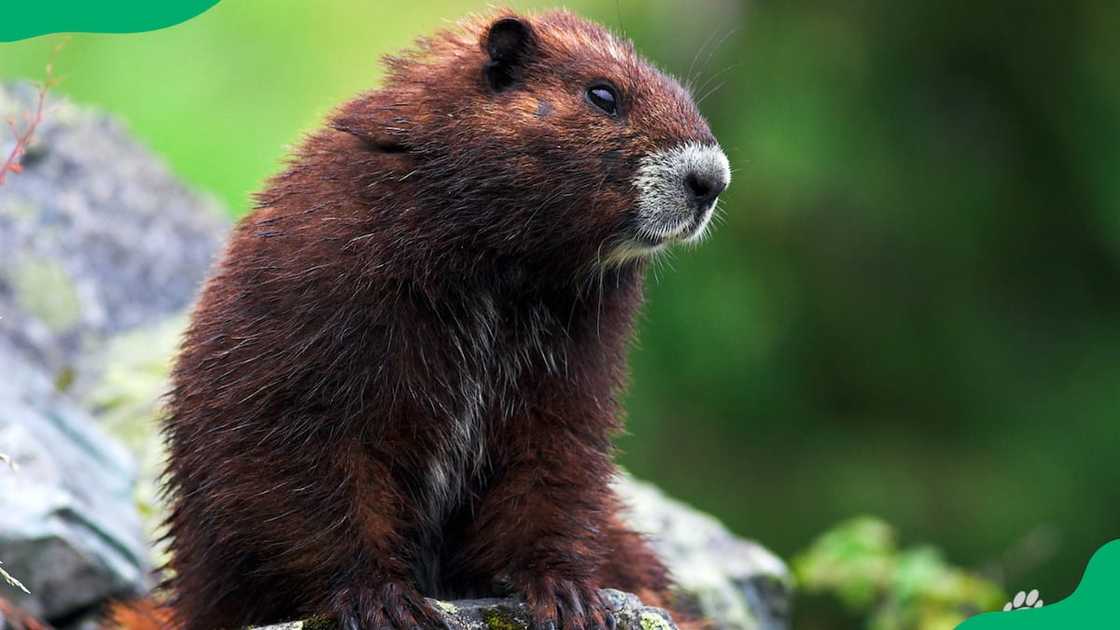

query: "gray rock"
xmin=0 ymin=340 xmax=150 ymax=621
xmin=252 ymin=589 xmax=676 ymax=630
xmin=615 ymin=475 xmax=791 ymax=630
xmin=0 ymin=81 xmax=228 ymax=394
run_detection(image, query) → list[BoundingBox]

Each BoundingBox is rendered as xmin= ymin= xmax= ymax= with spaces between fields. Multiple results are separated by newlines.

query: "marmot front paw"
xmin=330 ymin=581 xmax=449 ymax=630
xmin=519 ymin=576 xmax=614 ymax=630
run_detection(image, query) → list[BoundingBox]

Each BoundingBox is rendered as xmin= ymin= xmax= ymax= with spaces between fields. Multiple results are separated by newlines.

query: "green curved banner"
xmin=958 ymin=540 xmax=1120 ymax=629
xmin=1 ymin=0 xmax=220 ymax=42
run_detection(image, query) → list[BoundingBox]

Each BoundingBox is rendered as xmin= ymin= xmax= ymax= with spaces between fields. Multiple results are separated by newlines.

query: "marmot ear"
xmin=482 ymin=16 xmax=535 ymax=91
xmin=330 ymin=94 xmax=411 ymax=155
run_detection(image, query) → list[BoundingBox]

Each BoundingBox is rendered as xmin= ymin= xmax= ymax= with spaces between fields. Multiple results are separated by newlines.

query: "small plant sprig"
xmin=0 ymin=37 xmax=67 ymax=186
xmin=0 ymin=561 xmax=29 ymax=595
xmin=0 ymin=454 xmax=27 ymax=594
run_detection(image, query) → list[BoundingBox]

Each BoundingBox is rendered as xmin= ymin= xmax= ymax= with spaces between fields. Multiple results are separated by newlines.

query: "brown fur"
xmin=158 ymin=9 xmax=717 ymax=630
xmin=103 ymin=599 xmax=173 ymax=630
xmin=0 ymin=598 xmax=52 ymax=630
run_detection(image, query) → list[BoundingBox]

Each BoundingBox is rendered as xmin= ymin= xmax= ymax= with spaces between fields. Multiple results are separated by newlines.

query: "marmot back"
xmin=162 ymin=9 xmax=729 ymax=630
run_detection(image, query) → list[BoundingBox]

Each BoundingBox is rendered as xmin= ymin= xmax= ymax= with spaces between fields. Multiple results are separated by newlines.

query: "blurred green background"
xmin=2 ymin=1 xmax=1117 ymax=628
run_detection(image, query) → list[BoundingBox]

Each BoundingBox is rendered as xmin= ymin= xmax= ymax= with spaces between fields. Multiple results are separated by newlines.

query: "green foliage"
xmin=795 ymin=518 xmax=1005 ymax=630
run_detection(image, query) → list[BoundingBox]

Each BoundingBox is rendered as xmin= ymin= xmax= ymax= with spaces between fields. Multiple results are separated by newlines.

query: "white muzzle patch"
xmin=630 ymin=142 xmax=731 ymax=252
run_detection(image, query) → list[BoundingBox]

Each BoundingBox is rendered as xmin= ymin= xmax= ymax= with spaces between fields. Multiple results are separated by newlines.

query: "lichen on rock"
xmin=8 ymin=257 xmax=82 ymax=334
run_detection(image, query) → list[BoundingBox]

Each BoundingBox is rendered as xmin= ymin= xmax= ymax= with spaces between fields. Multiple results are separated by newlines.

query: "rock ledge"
xmin=254 ymin=589 xmax=675 ymax=630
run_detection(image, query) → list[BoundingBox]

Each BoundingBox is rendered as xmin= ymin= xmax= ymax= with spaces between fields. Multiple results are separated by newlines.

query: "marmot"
xmin=159 ymin=9 xmax=729 ymax=630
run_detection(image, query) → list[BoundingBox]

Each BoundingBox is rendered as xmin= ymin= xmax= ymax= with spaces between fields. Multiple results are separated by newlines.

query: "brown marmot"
xmin=159 ymin=9 xmax=729 ymax=630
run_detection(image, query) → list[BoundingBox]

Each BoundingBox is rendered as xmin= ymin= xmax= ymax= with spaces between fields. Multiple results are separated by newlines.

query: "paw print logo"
xmin=1003 ymin=589 xmax=1044 ymax=611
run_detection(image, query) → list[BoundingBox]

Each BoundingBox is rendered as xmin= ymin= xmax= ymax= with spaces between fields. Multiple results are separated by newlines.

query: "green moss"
xmin=53 ymin=366 xmax=76 ymax=392
xmin=639 ymin=611 xmax=674 ymax=630
xmin=9 ymin=257 xmax=81 ymax=333
xmin=482 ymin=606 xmax=524 ymax=630
xmin=298 ymin=616 xmax=338 ymax=630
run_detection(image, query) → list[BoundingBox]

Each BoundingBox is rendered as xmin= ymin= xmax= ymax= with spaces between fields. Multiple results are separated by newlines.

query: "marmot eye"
xmin=586 ymin=83 xmax=620 ymax=116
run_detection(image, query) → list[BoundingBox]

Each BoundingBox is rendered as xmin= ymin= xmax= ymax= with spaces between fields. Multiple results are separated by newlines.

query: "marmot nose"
xmin=684 ymin=170 xmax=727 ymax=209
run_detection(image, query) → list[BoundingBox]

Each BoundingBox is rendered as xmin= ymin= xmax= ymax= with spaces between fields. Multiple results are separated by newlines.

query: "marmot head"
xmin=333 ymin=10 xmax=730 ymax=272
